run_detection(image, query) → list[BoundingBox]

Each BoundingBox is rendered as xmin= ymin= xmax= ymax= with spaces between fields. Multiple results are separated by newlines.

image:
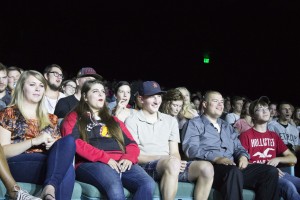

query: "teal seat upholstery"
xmin=78 ymin=181 xmax=257 ymax=200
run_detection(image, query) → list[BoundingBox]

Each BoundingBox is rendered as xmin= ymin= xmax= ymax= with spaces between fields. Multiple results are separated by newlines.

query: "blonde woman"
xmin=176 ymin=87 xmax=199 ymax=129
xmin=0 ymin=70 xmax=75 ymax=200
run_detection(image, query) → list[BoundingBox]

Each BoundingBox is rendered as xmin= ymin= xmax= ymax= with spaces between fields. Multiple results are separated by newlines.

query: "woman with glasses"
xmin=60 ymin=79 xmax=77 ymax=96
xmin=0 ymin=70 xmax=76 ymax=200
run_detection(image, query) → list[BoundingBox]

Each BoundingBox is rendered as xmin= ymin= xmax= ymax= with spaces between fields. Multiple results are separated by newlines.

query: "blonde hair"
xmin=176 ymin=87 xmax=195 ymax=119
xmin=10 ymin=70 xmax=52 ymax=130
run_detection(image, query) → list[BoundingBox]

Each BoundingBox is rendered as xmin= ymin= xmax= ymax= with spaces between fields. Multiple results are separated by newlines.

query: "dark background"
xmin=1 ymin=2 xmax=299 ymax=105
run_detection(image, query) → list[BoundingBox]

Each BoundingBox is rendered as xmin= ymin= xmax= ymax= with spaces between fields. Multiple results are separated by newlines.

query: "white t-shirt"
xmin=44 ymin=92 xmax=66 ymax=114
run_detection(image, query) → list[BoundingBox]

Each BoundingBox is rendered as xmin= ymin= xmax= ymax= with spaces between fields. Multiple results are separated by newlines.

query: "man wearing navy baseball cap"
xmin=125 ymin=81 xmax=214 ymax=200
xmin=138 ymin=81 xmax=166 ymax=96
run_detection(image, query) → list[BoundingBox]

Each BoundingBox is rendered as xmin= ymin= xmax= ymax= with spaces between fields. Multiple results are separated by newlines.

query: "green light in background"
xmin=203 ymin=57 xmax=210 ymax=64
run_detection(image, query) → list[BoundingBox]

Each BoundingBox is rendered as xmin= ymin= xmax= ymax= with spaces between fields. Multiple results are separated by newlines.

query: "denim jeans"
xmin=7 ymin=135 xmax=76 ymax=200
xmin=279 ymin=172 xmax=300 ymax=200
xmin=76 ymin=162 xmax=155 ymax=200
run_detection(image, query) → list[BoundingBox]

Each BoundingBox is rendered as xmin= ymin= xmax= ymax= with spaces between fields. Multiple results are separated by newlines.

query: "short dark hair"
xmin=43 ymin=64 xmax=63 ymax=74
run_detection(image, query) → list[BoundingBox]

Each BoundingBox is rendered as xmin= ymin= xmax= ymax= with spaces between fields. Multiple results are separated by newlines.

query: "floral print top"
xmin=0 ymin=105 xmax=61 ymax=153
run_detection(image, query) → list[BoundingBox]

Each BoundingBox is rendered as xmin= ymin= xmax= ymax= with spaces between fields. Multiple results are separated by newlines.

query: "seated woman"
xmin=110 ymin=81 xmax=137 ymax=122
xmin=61 ymin=79 xmax=155 ymax=200
xmin=0 ymin=144 xmax=41 ymax=200
xmin=0 ymin=70 xmax=76 ymax=200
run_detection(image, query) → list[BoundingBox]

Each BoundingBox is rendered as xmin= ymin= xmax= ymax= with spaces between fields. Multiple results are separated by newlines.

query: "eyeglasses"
xmin=48 ymin=72 xmax=64 ymax=79
xmin=255 ymin=107 xmax=269 ymax=113
xmin=66 ymin=84 xmax=76 ymax=89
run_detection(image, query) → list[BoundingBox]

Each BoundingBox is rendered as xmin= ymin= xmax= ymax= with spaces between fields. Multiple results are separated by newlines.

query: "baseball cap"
xmin=139 ymin=81 xmax=166 ymax=96
xmin=249 ymin=96 xmax=270 ymax=117
xmin=76 ymin=67 xmax=103 ymax=80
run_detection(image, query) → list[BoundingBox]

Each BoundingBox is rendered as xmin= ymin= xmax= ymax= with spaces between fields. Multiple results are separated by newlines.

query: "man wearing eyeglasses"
xmin=240 ymin=96 xmax=300 ymax=200
xmin=43 ymin=64 xmax=66 ymax=114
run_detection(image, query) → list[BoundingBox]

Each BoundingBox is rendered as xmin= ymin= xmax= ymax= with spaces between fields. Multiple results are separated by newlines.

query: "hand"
xmin=118 ymin=159 xmax=133 ymax=172
xmin=45 ymin=137 xmax=55 ymax=150
xmin=267 ymin=158 xmax=280 ymax=167
xmin=115 ymin=99 xmax=127 ymax=112
xmin=277 ymin=168 xmax=285 ymax=178
xmin=180 ymin=160 xmax=187 ymax=172
xmin=108 ymin=159 xmax=121 ymax=173
xmin=118 ymin=99 xmax=127 ymax=108
xmin=214 ymin=157 xmax=236 ymax=166
xmin=32 ymin=132 xmax=52 ymax=146
xmin=238 ymin=156 xmax=248 ymax=169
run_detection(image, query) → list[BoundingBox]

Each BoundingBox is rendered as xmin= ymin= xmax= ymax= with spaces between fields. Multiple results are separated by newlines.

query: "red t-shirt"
xmin=239 ymin=128 xmax=287 ymax=164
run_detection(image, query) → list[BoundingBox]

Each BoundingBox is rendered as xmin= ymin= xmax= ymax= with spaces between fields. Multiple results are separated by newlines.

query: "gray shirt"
xmin=181 ymin=114 xmax=249 ymax=162
xmin=125 ymin=110 xmax=180 ymax=156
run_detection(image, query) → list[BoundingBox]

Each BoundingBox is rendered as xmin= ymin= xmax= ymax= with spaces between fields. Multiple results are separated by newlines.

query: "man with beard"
xmin=0 ymin=63 xmax=11 ymax=110
xmin=43 ymin=64 xmax=66 ymax=114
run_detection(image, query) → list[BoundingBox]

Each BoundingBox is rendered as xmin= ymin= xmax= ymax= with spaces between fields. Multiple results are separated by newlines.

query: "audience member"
xmin=225 ymin=95 xmax=243 ymax=125
xmin=61 ymin=79 xmax=155 ymax=199
xmin=125 ymin=81 xmax=214 ymax=200
xmin=0 ymin=70 xmax=76 ymax=200
xmin=7 ymin=66 xmax=23 ymax=94
xmin=269 ymin=102 xmax=278 ymax=122
xmin=109 ymin=81 xmax=137 ymax=122
xmin=0 ymin=144 xmax=41 ymax=200
xmin=54 ymin=67 xmax=103 ymax=120
xmin=181 ymin=90 xmax=279 ymax=200
xmin=191 ymin=96 xmax=201 ymax=114
xmin=233 ymin=99 xmax=253 ymax=135
xmin=240 ymin=96 xmax=300 ymax=200
xmin=268 ymin=102 xmax=300 ymax=153
xmin=60 ymin=79 xmax=76 ymax=96
xmin=159 ymin=88 xmax=187 ymax=160
xmin=43 ymin=64 xmax=66 ymax=114
xmin=160 ymin=88 xmax=185 ymax=120
xmin=0 ymin=63 xmax=12 ymax=108
xmin=176 ymin=87 xmax=199 ymax=130
xmin=128 ymin=80 xmax=143 ymax=110
xmin=292 ymin=107 xmax=300 ymax=129
xmin=220 ymin=96 xmax=231 ymax=120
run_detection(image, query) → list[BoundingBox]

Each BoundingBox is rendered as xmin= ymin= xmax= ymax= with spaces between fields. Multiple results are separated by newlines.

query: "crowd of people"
xmin=0 ymin=61 xmax=299 ymax=200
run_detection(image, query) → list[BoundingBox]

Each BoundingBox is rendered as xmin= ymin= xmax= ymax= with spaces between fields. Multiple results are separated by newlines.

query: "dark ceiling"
xmin=1 ymin=1 xmax=300 ymax=105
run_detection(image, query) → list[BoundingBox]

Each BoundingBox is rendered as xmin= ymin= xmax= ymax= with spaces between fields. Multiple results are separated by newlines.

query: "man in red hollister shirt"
xmin=240 ymin=96 xmax=300 ymax=200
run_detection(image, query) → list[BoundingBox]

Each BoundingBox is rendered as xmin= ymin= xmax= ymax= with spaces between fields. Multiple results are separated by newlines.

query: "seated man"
xmin=181 ymin=90 xmax=279 ymax=200
xmin=125 ymin=81 xmax=214 ymax=200
xmin=240 ymin=96 xmax=300 ymax=200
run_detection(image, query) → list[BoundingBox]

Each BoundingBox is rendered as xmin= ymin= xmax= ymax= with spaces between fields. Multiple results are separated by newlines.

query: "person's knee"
xmin=279 ymin=178 xmax=294 ymax=189
xmin=228 ymin=166 xmax=243 ymax=177
xmin=266 ymin=165 xmax=279 ymax=176
xmin=105 ymin=182 xmax=125 ymax=198
xmin=193 ymin=161 xmax=214 ymax=179
xmin=164 ymin=157 xmax=181 ymax=176
xmin=142 ymin=177 xmax=156 ymax=192
xmin=64 ymin=135 xmax=75 ymax=147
